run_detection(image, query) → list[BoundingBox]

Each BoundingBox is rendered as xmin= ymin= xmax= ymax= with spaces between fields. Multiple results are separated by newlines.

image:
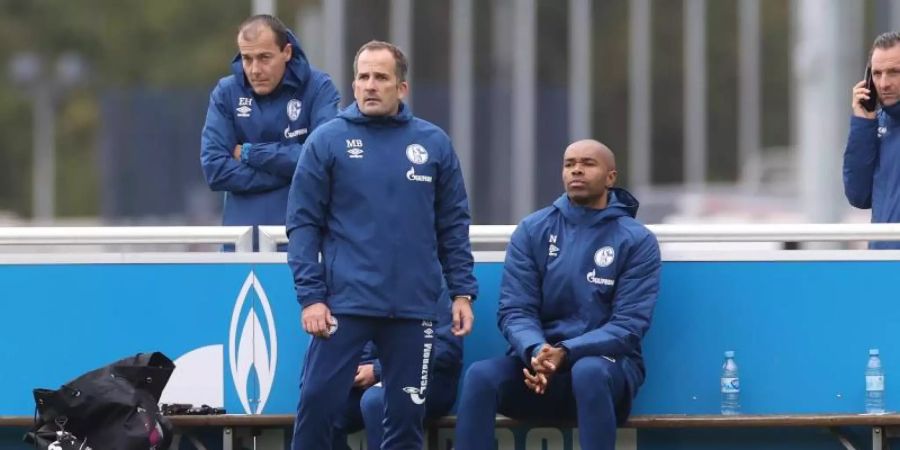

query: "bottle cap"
xmin=870 ymin=348 xmax=880 ymax=356
xmin=724 ymin=350 xmax=735 ymax=358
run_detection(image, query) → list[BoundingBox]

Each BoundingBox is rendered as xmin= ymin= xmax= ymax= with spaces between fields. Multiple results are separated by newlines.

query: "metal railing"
xmin=0 ymin=223 xmax=895 ymax=252
xmin=0 ymin=226 xmax=254 ymax=252
xmin=258 ymin=223 xmax=900 ymax=252
xmin=648 ymin=223 xmax=900 ymax=243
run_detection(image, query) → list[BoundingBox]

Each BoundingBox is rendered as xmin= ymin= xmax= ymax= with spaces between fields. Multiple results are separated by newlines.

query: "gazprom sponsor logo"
xmin=403 ymin=322 xmax=434 ymax=405
xmin=406 ymin=166 xmax=433 ymax=183
xmin=283 ymin=127 xmax=307 ymax=139
xmin=229 ymin=271 xmax=278 ymax=414
xmin=586 ymin=269 xmax=615 ymax=286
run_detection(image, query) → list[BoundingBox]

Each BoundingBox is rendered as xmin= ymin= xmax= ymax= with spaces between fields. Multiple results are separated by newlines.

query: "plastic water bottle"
xmin=721 ymin=350 xmax=740 ymax=415
xmin=866 ymin=348 xmax=886 ymax=414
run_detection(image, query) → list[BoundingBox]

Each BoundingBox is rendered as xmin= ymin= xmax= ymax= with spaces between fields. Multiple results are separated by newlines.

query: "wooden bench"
xmin=432 ymin=414 xmax=900 ymax=450
xmin=5 ymin=413 xmax=900 ymax=449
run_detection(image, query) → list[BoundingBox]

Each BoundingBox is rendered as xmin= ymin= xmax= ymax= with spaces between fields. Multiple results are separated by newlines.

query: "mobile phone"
xmin=862 ymin=65 xmax=879 ymax=112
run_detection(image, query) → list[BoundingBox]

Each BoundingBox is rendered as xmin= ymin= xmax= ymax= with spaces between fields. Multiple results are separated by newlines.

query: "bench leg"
xmin=828 ymin=427 xmax=858 ymax=450
xmin=223 ymin=427 xmax=233 ymax=450
xmin=427 ymin=427 xmax=436 ymax=450
xmin=873 ymin=426 xmax=885 ymax=450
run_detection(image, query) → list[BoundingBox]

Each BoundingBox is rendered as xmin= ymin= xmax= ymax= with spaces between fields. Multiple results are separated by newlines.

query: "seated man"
xmin=332 ymin=292 xmax=462 ymax=450
xmin=454 ymin=139 xmax=661 ymax=450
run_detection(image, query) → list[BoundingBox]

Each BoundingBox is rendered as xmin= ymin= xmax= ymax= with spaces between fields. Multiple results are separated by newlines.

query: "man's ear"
xmin=283 ymin=43 xmax=292 ymax=61
xmin=607 ymin=169 xmax=618 ymax=188
xmin=397 ymin=80 xmax=409 ymax=100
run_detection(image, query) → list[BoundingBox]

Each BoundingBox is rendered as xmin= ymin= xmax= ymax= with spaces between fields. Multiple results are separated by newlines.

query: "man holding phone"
xmin=844 ymin=31 xmax=900 ymax=248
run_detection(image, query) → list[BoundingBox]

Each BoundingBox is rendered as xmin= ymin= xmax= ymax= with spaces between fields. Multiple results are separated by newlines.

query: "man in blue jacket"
xmin=844 ymin=31 xmax=900 ymax=249
xmin=287 ymin=40 xmax=477 ymax=450
xmin=200 ymin=14 xmax=339 ymax=247
xmin=454 ymin=140 xmax=661 ymax=450
xmin=331 ymin=291 xmax=462 ymax=450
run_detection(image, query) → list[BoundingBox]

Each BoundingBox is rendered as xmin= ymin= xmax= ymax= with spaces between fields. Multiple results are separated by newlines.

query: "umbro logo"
xmin=346 ymin=138 xmax=364 ymax=159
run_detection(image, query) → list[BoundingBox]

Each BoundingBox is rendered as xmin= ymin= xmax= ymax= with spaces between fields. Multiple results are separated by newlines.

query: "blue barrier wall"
xmin=2 ymin=254 xmax=896 ymax=449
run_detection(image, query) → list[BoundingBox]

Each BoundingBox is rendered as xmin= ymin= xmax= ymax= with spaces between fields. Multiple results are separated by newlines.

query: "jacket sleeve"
xmin=359 ymin=342 xmax=382 ymax=382
xmin=560 ymin=232 xmax=661 ymax=362
xmin=434 ymin=141 xmax=478 ymax=299
xmin=199 ymin=80 xmax=290 ymax=193
xmin=843 ymin=115 xmax=880 ymax=209
xmin=432 ymin=288 xmax=464 ymax=378
xmin=243 ymin=77 xmax=341 ymax=178
xmin=497 ymin=222 xmax=547 ymax=365
xmin=286 ymin=131 xmax=332 ymax=307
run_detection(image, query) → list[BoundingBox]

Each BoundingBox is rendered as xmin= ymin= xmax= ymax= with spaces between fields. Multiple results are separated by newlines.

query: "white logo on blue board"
xmin=228 ymin=271 xmax=278 ymax=414
xmin=287 ymin=99 xmax=302 ymax=121
xmin=406 ymin=144 xmax=428 ymax=165
xmin=160 ymin=271 xmax=278 ymax=415
xmin=594 ymin=246 xmax=615 ymax=267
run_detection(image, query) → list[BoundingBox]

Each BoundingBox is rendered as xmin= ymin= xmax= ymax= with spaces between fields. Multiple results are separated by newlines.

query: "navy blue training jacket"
xmin=286 ymin=102 xmax=478 ymax=320
xmin=200 ymin=31 xmax=340 ymax=227
xmin=498 ymin=188 xmax=660 ymax=419
xmin=844 ymin=103 xmax=900 ymax=249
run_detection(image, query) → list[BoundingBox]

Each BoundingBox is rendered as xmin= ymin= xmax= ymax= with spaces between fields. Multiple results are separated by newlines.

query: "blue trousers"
xmin=332 ymin=372 xmax=458 ymax=450
xmin=292 ymin=315 xmax=435 ymax=450
xmin=454 ymin=355 xmax=627 ymax=450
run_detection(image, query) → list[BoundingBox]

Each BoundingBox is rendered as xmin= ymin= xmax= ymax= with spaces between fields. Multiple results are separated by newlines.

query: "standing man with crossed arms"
xmin=201 ymin=14 xmax=339 ymax=249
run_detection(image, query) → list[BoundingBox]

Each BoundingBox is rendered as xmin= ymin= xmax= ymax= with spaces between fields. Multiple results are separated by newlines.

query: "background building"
xmin=0 ymin=0 xmax=894 ymax=227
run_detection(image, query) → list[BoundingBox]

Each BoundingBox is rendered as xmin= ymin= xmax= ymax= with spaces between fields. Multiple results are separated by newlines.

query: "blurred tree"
xmin=0 ymin=0 xmax=867 ymax=222
xmin=0 ymin=0 xmax=252 ymax=219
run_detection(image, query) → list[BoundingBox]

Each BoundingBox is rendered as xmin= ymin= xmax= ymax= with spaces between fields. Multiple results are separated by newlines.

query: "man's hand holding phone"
xmin=853 ymin=66 xmax=878 ymax=119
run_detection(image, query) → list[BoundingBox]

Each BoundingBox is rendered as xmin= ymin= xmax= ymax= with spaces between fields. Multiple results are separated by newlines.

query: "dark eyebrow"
xmin=564 ymin=156 xmax=598 ymax=163
xmin=357 ymin=70 xmax=390 ymax=77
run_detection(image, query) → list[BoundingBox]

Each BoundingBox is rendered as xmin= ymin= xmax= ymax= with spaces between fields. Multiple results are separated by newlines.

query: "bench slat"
xmin=5 ymin=413 xmax=900 ymax=429
xmin=435 ymin=414 xmax=900 ymax=429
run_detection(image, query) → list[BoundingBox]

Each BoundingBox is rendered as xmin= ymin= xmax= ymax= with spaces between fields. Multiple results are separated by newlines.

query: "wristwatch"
xmin=454 ymin=294 xmax=474 ymax=303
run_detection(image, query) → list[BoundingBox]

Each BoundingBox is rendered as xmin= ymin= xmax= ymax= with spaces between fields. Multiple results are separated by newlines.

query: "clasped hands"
xmin=523 ymin=344 xmax=567 ymax=395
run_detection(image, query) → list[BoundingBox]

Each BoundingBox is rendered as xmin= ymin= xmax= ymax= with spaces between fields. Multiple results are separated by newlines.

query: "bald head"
xmin=565 ymin=139 xmax=616 ymax=170
xmin=562 ymin=139 xmax=618 ymax=209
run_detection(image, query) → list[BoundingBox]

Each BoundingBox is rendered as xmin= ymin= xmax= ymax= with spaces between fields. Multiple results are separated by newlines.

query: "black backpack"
xmin=24 ymin=352 xmax=175 ymax=450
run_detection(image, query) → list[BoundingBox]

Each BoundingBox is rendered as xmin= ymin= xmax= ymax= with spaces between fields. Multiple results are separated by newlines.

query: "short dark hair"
xmin=872 ymin=31 xmax=900 ymax=54
xmin=353 ymin=40 xmax=408 ymax=82
xmin=238 ymin=14 xmax=290 ymax=50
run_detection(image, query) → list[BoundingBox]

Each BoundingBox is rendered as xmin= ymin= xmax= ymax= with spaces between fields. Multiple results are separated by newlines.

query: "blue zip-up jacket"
xmin=200 ymin=31 xmax=340 ymax=227
xmin=286 ymin=102 xmax=478 ymax=320
xmin=359 ymin=290 xmax=463 ymax=383
xmin=844 ymin=103 xmax=900 ymax=249
xmin=498 ymin=188 xmax=660 ymax=420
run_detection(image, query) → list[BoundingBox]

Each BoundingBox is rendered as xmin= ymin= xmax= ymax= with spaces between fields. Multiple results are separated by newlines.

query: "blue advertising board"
xmin=2 ymin=251 xmax=899 ymax=449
